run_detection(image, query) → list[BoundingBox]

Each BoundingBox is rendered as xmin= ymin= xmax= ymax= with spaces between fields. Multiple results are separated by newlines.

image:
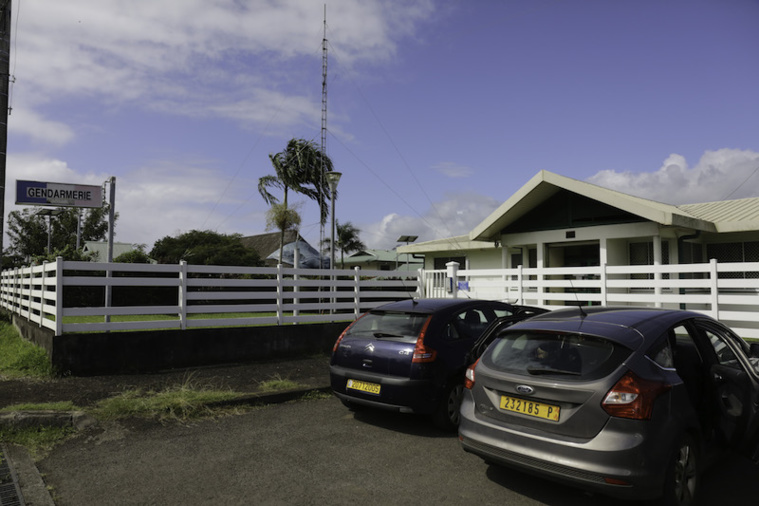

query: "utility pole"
xmin=0 ymin=1 xmax=11 ymax=268
xmin=319 ymin=4 xmax=328 ymax=266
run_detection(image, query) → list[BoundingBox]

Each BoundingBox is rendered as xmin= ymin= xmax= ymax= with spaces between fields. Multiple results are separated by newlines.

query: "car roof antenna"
xmin=568 ymin=277 xmax=587 ymax=319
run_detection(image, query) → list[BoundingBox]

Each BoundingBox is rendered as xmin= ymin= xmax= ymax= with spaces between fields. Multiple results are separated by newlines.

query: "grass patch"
xmin=90 ymin=380 xmax=243 ymax=422
xmin=0 ymin=322 xmax=54 ymax=378
xmin=0 ymin=401 xmax=78 ymax=413
xmin=258 ymin=375 xmax=300 ymax=392
xmin=0 ymin=426 xmax=76 ymax=456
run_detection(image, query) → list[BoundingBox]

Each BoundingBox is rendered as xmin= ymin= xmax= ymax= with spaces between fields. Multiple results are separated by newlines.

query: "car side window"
xmin=493 ymin=308 xmax=513 ymax=318
xmin=452 ymin=309 xmax=490 ymax=339
xmin=442 ymin=321 xmax=460 ymax=340
xmin=703 ymin=327 xmax=741 ymax=370
xmin=648 ymin=334 xmax=674 ymax=368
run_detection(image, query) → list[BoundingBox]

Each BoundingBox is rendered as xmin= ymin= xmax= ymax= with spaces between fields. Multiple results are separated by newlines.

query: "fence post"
xmin=13 ymin=267 xmax=19 ymax=314
xmin=517 ymin=265 xmax=524 ymax=305
xmin=446 ymin=261 xmax=459 ymax=298
xmin=55 ymin=257 xmax=64 ymax=336
xmin=25 ymin=265 xmax=32 ymax=321
xmin=276 ymin=264 xmax=283 ymax=325
xmin=39 ymin=261 xmax=46 ymax=328
xmin=601 ymin=263 xmax=608 ymax=306
xmin=710 ymin=258 xmax=719 ymax=320
xmin=353 ymin=266 xmax=361 ymax=318
xmin=293 ymin=248 xmax=300 ymax=321
xmin=178 ymin=260 xmax=188 ymax=330
xmin=417 ymin=268 xmax=424 ymax=298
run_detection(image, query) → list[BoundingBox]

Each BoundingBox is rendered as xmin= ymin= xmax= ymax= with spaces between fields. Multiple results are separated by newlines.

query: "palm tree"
xmin=258 ymin=138 xmax=335 ymax=263
xmin=323 ymin=221 xmax=366 ymax=269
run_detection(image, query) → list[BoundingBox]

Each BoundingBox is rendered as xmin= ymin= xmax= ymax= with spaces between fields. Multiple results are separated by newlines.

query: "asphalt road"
xmin=36 ymin=396 xmax=758 ymax=505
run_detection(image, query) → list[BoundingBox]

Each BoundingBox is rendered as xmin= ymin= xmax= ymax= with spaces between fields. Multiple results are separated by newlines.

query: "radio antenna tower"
xmin=0 ymin=1 xmax=11 ymax=267
xmin=319 ymin=4 xmax=328 ymax=262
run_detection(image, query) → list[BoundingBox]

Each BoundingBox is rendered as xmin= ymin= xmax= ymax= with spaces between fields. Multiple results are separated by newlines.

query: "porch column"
xmin=502 ymin=245 xmax=509 ymax=302
xmin=653 ymin=234 xmax=662 ymax=308
xmin=537 ymin=242 xmax=545 ymax=305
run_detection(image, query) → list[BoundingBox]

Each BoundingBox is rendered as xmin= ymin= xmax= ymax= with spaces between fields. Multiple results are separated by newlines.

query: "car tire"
xmin=340 ymin=398 xmax=364 ymax=411
xmin=659 ymin=434 xmax=699 ymax=506
xmin=432 ymin=381 xmax=464 ymax=431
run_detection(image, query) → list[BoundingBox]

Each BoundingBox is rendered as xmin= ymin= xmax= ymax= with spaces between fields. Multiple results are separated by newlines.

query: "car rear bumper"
xmin=458 ymin=396 xmax=670 ymax=501
xmin=330 ymin=364 xmax=438 ymax=414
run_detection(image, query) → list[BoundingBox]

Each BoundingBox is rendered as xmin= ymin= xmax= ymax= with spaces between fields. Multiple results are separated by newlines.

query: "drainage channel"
xmin=0 ymin=445 xmax=24 ymax=506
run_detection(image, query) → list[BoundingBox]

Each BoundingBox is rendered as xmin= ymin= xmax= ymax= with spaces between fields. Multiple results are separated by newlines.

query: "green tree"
xmin=115 ymin=245 xmax=152 ymax=264
xmin=323 ymin=221 xmax=366 ymax=268
xmin=6 ymin=206 xmax=114 ymax=265
xmin=258 ymin=138 xmax=335 ymax=263
xmin=150 ymin=230 xmax=261 ymax=266
xmin=265 ymin=202 xmax=301 ymax=238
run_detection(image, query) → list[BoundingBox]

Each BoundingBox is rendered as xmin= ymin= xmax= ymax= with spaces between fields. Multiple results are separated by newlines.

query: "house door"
xmin=547 ymin=242 xmax=600 ymax=268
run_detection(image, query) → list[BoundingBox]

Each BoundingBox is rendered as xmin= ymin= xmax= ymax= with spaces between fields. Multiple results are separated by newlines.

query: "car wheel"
xmin=340 ymin=398 xmax=364 ymax=411
xmin=660 ymin=434 xmax=699 ymax=506
xmin=432 ymin=381 xmax=464 ymax=431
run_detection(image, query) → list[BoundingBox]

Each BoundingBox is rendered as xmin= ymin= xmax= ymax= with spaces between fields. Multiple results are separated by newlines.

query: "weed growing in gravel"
xmin=0 ymin=401 xmax=78 ymax=412
xmin=258 ymin=374 xmax=300 ymax=392
xmin=0 ymin=426 xmax=76 ymax=457
xmin=0 ymin=322 xmax=54 ymax=378
xmin=91 ymin=379 xmax=244 ymax=422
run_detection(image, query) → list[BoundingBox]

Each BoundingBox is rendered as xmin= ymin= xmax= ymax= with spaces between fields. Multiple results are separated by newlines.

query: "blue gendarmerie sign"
xmin=16 ymin=180 xmax=103 ymax=208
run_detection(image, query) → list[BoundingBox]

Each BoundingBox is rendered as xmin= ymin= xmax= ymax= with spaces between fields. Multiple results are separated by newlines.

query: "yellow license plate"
xmin=500 ymin=395 xmax=560 ymax=421
xmin=346 ymin=379 xmax=381 ymax=395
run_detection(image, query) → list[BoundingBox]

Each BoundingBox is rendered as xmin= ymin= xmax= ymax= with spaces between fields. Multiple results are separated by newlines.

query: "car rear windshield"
xmin=347 ymin=311 xmax=429 ymax=340
xmin=483 ymin=331 xmax=629 ymax=380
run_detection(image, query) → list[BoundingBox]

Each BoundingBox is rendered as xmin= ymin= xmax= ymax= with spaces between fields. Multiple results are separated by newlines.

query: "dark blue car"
xmin=329 ymin=298 xmax=546 ymax=430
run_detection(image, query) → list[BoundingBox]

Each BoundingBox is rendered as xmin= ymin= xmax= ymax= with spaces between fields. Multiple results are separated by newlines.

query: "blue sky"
xmin=6 ymin=0 xmax=759 ymax=252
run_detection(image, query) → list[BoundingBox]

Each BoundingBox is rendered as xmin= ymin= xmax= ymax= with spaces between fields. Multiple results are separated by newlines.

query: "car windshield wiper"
xmin=373 ymin=332 xmax=404 ymax=338
xmin=526 ymin=366 xmax=581 ymax=376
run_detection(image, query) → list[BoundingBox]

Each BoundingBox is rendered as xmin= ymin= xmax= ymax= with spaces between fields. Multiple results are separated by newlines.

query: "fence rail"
xmin=0 ymin=258 xmax=422 ymax=335
xmin=439 ymin=259 xmax=759 ymax=339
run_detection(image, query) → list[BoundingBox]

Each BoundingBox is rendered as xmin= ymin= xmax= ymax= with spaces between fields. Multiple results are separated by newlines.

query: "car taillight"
xmin=332 ymin=313 xmax=366 ymax=352
xmin=464 ymin=359 xmax=479 ymax=389
xmin=412 ymin=316 xmax=437 ymax=363
xmin=602 ymin=370 xmax=671 ymax=420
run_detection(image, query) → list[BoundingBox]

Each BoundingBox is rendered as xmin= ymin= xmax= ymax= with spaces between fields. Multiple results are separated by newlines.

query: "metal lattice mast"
xmin=319 ymin=4 xmax=328 ymax=262
xmin=0 ymin=1 xmax=11 ymax=267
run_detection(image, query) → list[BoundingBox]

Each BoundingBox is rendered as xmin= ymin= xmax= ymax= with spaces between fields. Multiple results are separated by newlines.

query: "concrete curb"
xmin=0 ymin=385 xmax=332 ymax=430
xmin=0 ymin=409 xmax=97 ymax=430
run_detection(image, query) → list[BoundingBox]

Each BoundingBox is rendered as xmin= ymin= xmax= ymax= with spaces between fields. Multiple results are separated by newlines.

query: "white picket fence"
xmin=427 ymin=259 xmax=759 ymax=339
xmin=0 ymin=258 xmax=422 ymax=335
xmin=6 ymin=257 xmax=759 ymax=339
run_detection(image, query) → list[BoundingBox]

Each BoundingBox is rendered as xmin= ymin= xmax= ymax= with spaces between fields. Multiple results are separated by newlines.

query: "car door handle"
xmin=362 ymin=359 xmax=373 ymax=368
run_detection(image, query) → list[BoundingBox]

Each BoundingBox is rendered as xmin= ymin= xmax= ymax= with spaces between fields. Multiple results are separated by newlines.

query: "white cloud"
xmin=362 ymin=191 xmax=500 ymax=249
xmin=587 ymin=149 xmax=759 ymax=204
xmin=431 ymin=161 xmax=475 ymax=178
xmin=8 ymin=108 xmax=75 ymax=146
xmin=11 ymin=0 xmax=436 ymax=142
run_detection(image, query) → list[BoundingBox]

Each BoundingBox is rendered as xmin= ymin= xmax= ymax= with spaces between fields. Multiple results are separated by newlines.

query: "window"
xmin=703 ymin=327 xmax=741 ymax=370
xmin=452 ymin=308 xmax=493 ymax=340
xmin=629 ymin=240 xmax=670 ymax=280
xmin=433 ymin=256 xmax=465 ymax=270
xmin=707 ymin=242 xmax=759 ymax=279
xmin=484 ymin=331 xmax=627 ymax=380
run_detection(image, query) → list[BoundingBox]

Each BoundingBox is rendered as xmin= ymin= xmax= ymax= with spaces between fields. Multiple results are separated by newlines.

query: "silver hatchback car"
xmin=459 ymin=307 xmax=759 ymax=506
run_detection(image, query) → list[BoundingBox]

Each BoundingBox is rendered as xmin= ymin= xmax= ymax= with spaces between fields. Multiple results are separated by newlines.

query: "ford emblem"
xmin=515 ymin=385 xmax=534 ymax=395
